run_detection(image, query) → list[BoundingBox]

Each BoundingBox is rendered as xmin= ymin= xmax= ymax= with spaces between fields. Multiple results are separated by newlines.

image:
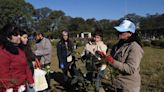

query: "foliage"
xmin=0 ymin=0 xmax=34 ymax=29
xmin=151 ymin=40 xmax=162 ymax=47
xmin=160 ymin=41 xmax=164 ymax=48
xmin=142 ymin=41 xmax=151 ymax=47
xmin=140 ymin=13 xmax=164 ymax=30
xmin=142 ymin=40 xmax=164 ymax=48
xmin=120 ymin=13 xmax=142 ymax=24
xmin=0 ymin=0 xmax=163 ymax=40
xmin=50 ymin=46 xmax=164 ymax=91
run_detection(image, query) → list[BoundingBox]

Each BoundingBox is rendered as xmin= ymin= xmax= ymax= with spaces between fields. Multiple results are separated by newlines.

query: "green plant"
xmin=151 ymin=40 xmax=161 ymax=46
xmin=142 ymin=41 xmax=151 ymax=47
xmin=160 ymin=41 xmax=164 ymax=48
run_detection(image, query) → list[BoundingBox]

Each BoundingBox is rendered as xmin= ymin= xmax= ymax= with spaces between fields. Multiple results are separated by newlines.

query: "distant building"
xmin=77 ymin=32 xmax=92 ymax=38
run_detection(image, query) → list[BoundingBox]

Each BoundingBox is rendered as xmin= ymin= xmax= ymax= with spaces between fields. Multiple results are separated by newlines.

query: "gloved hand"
xmin=95 ymin=51 xmax=114 ymax=64
xmin=60 ymin=63 xmax=64 ymax=69
xmin=105 ymin=55 xmax=114 ymax=64
xmin=95 ymin=51 xmax=106 ymax=58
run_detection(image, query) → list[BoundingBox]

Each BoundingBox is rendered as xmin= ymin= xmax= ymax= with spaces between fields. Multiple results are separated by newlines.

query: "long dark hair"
xmin=59 ymin=30 xmax=73 ymax=51
xmin=19 ymin=30 xmax=36 ymax=61
xmin=59 ymin=30 xmax=69 ymax=43
xmin=0 ymin=24 xmax=20 ymax=54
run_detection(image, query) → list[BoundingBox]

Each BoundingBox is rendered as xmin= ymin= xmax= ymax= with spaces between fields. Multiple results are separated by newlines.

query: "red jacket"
xmin=0 ymin=47 xmax=34 ymax=91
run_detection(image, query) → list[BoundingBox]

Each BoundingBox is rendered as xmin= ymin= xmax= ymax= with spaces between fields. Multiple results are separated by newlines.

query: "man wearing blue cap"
xmin=99 ymin=20 xmax=144 ymax=92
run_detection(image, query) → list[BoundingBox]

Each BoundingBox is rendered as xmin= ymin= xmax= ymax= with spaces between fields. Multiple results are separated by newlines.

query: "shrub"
xmin=151 ymin=40 xmax=161 ymax=46
xmin=151 ymin=40 xmax=164 ymax=48
xmin=142 ymin=41 xmax=151 ymax=47
xmin=160 ymin=41 xmax=164 ymax=48
xmin=76 ymin=40 xmax=84 ymax=47
xmin=51 ymin=39 xmax=60 ymax=47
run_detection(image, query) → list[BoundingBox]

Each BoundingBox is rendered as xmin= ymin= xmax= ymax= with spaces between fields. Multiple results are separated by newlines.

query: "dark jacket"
xmin=57 ymin=39 xmax=73 ymax=69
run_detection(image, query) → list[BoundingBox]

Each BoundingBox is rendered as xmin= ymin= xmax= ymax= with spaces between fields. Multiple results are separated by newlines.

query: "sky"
xmin=26 ymin=0 xmax=164 ymax=20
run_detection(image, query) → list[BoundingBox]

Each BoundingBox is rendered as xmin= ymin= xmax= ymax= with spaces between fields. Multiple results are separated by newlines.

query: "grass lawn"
xmin=140 ymin=47 xmax=164 ymax=92
xmin=50 ymin=46 xmax=164 ymax=92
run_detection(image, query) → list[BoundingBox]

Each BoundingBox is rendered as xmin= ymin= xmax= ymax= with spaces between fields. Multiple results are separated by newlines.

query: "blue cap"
xmin=114 ymin=20 xmax=136 ymax=33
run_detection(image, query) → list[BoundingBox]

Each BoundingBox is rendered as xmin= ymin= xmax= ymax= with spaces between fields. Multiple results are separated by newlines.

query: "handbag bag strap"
xmin=35 ymin=58 xmax=41 ymax=69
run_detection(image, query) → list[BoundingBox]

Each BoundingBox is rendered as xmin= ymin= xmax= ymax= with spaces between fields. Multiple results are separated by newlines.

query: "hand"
xmin=105 ymin=55 xmax=114 ymax=64
xmin=95 ymin=51 xmax=106 ymax=58
xmin=29 ymin=83 xmax=34 ymax=88
xmin=95 ymin=51 xmax=114 ymax=63
xmin=60 ymin=64 xmax=64 ymax=69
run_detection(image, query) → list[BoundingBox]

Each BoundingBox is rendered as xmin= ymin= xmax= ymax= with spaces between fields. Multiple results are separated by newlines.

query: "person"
xmin=19 ymin=30 xmax=36 ymax=75
xmin=99 ymin=20 xmax=144 ymax=92
xmin=33 ymin=32 xmax=52 ymax=90
xmin=57 ymin=30 xmax=75 ymax=83
xmin=33 ymin=32 xmax=52 ymax=68
xmin=0 ymin=24 xmax=34 ymax=92
xmin=80 ymin=30 xmax=107 ymax=92
xmin=81 ymin=30 xmax=107 ymax=71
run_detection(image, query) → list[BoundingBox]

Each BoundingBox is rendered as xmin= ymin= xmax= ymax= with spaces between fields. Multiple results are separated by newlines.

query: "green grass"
xmin=140 ymin=47 xmax=164 ymax=92
xmin=50 ymin=46 xmax=164 ymax=92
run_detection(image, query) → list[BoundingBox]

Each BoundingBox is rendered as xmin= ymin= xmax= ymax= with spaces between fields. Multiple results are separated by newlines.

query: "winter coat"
xmin=57 ymin=40 xmax=73 ymax=69
xmin=34 ymin=37 xmax=52 ymax=64
xmin=110 ymin=41 xmax=144 ymax=90
xmin=0 ymin=47 xmax=34 ymax=91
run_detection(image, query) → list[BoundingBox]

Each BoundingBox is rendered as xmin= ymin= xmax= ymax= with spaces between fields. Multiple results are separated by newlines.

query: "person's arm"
xmin=57 ymin=42 xmax=64 ymax=67
xmin=25 ymin=63 xmax=34 ymax=85
xmin=34 ymin=39 xmax=52 ymax=56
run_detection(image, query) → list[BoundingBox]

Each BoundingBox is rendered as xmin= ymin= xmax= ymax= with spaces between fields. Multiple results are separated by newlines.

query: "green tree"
xmin=0 ymin=0 xmax=34 ymax=29
xmin=34 ymin=7 xmax=52 ymax=20
xmin=68 ymin=17 xmax=86 ymax=34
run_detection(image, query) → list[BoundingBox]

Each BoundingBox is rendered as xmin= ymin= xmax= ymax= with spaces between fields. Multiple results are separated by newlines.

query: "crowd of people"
xmin=0 ymin=19 xmax=144 ymax=92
